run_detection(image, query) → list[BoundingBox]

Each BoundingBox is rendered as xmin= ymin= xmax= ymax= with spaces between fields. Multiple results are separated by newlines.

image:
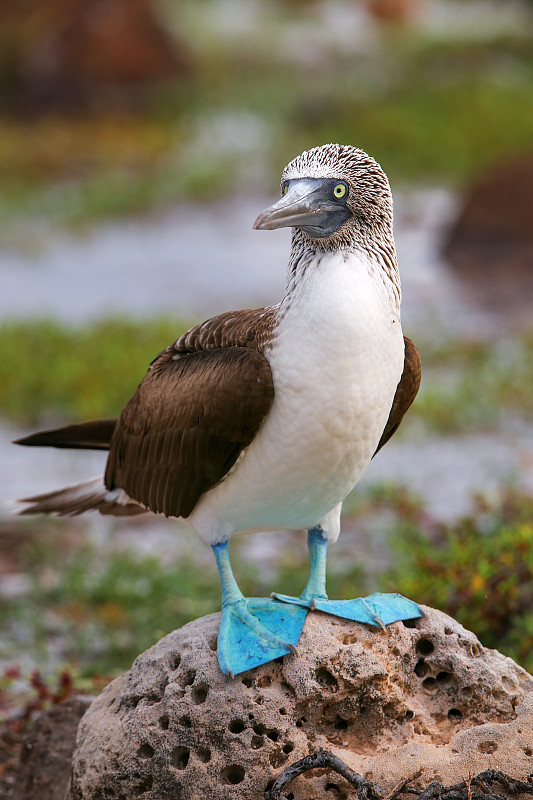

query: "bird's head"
xmin=254 ymin=144 xmax=393 ymax=250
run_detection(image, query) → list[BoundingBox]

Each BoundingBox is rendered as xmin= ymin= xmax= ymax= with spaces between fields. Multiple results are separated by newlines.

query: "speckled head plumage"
xmin=281 ymin=143 xmax=394 ymax=250
xmin=282 ymin=143 xmax=391 ymax=200
xmin=253 ymin=143 xmax=400 ymax=301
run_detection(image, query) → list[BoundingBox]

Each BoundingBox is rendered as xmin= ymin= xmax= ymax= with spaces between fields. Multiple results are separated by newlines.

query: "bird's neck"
xmin=283 ymin=228 xmax=401 ymax=312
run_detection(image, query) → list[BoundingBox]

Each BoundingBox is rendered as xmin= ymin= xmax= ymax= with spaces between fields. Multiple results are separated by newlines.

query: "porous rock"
xmin=71 ymin=607 xmax=533 ymax=799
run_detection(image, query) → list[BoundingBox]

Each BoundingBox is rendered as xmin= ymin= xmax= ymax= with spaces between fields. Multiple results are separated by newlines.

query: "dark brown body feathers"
xmin=16 ymin=308 xmax=421 ymax=519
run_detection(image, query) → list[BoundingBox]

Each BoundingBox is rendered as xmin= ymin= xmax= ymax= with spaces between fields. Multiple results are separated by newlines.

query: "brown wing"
xmin=14 ymin=419 xmax=117 ymax=450
xmin=374 ymin=336 xmax=421 ymax=456
xmin=173 ymin=307 xmax=275 ymax=354
xmin=14 ymin=308 xmax=276 ymax=454
xmin=104 ymin=344 xmax=274 ymax=519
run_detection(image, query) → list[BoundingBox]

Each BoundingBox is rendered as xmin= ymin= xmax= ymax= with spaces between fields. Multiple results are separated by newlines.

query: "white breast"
xmin=190 ymin=250 xmax=404 ymax=544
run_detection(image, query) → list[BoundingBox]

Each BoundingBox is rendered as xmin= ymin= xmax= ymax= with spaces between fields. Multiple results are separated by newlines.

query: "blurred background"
xmin=2 ymin=0 xmax=533 ymax=740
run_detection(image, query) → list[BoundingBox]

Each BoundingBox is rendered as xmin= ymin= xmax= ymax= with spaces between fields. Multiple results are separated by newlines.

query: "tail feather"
xmin=14 ymin=420 xmax=117 ymax=451
xmin=18 ymin=477 xmax=146 ymax=517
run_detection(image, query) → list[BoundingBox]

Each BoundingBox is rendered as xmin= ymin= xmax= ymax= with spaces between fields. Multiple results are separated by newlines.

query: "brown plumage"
xmin=374 ymin=336 xmax=421 ymax=456
xmin=16 ymin=307 xmax=420 ymax=518
xmin=105 ymin=345 xmax=274 ymax=518
xmin=101 ymin=307 xmax=275 ymax=517
xmin=14 ymin=419 xmax=117 ymax=450
xmin=173 ymin=306 xmax=276 ymax=354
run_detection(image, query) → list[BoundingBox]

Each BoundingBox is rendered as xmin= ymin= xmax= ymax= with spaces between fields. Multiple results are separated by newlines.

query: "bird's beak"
xmin=253 ymin=178 xmax=349 ymax=233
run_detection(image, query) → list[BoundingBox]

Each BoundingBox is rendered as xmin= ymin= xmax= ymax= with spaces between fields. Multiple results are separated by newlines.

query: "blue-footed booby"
xmin=15 ymin=144 xmax=422 ymax=677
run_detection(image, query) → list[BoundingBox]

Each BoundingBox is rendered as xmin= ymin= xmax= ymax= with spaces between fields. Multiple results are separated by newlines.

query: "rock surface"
xmin=443 ymin=157 xmax=533 ymax=322
xmin=12 ymin=696 xmax=92 ymax=800
xmin=72 ymin=607 xmax=533 ymax=800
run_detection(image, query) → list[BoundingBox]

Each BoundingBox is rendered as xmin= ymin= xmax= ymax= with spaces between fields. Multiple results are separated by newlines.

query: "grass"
xmin=2 ymin=317 xmax=533 ymax=432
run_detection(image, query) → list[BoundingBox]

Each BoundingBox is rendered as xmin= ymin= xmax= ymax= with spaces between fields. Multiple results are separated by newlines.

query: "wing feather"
xmin=105 ymin=346 xmax=274 ymax=518
xmin=374 ymin=336 xmax=421 ymax=456
xmin=14 ymin=419 xmax=117 ymax=450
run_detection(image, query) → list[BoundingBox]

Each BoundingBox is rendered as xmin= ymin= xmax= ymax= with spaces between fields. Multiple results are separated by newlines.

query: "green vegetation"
xmin=0 ymin=517 xmax=362 ymax=676
xmin=385 ymin=489 xmax=533 ymax=672
xmin=9 ymin=547 xmax=221 ymax=676
xmin=0 ymin=317 xmax=191 ymax=425
xmin=414 ymin=333 xmax=533 ymax=433
xmin=1 ymin=23 xmax=533 ymax=230
xmin=2 ymin=318 xmax=533 ymax=431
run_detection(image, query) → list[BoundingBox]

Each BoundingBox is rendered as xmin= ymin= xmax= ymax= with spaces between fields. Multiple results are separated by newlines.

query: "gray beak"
xmin=253 ymin=178 xmax=351 ymax=238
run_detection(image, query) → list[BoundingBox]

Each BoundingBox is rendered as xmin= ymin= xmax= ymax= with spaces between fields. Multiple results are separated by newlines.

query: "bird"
xmin=15 ymin=143 xmax=422 ymax=678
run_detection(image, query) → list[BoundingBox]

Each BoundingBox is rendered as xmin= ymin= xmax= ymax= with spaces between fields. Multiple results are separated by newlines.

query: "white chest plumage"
xmin=190 ymin=250 xmax=404 ymax=544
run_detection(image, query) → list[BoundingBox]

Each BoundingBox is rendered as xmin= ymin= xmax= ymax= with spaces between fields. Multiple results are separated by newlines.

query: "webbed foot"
xmin=272 ymin=591 xmax=422 ymax=628
xmin=217 ymin=597 xmax=307 ymax=677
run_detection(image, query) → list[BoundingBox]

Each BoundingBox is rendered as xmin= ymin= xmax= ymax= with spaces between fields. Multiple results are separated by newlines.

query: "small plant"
xmin=0 ymin=664 xmax=103 ymax=728
xmin=386 ymin=488 xmax=533 ymax=672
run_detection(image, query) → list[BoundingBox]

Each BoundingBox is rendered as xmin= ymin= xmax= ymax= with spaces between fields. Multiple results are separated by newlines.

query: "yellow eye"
xmin=334 ymin=183 xmax=347 ymax=199
xmin=282 ymin=183 xmax=288 ymax=195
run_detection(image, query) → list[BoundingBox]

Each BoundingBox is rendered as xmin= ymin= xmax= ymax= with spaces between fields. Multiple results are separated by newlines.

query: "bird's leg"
xmin=272 ymin=526 xmax=422 ymax=628
xmin=299 ymin=527 xmax=329 ymax=605
xmin=212 ymin=541 xmax=307 ymax=677
xmin=271 ymin=526 xmax=329 ymax=608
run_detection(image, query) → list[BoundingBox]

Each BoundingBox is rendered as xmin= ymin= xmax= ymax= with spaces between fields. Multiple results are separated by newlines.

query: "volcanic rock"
xmin=71 ymin=607 xmax=533 ymax=799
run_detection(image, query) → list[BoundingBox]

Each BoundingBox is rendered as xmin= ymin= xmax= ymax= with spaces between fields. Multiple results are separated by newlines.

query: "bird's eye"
xmin=282 ymin=183 xmax=289 ymax=195
xmin=333 ymin=183 xmax=347 ymax=199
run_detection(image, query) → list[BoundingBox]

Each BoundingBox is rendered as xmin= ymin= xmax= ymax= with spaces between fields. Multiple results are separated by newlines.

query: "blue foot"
xmin=272 ymin=527 xmax=422 ymax=629
xmin=217 ymin=597 xmax=308 ymax=677
xmin=272 ymin=591 xmax=422 ymax=628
